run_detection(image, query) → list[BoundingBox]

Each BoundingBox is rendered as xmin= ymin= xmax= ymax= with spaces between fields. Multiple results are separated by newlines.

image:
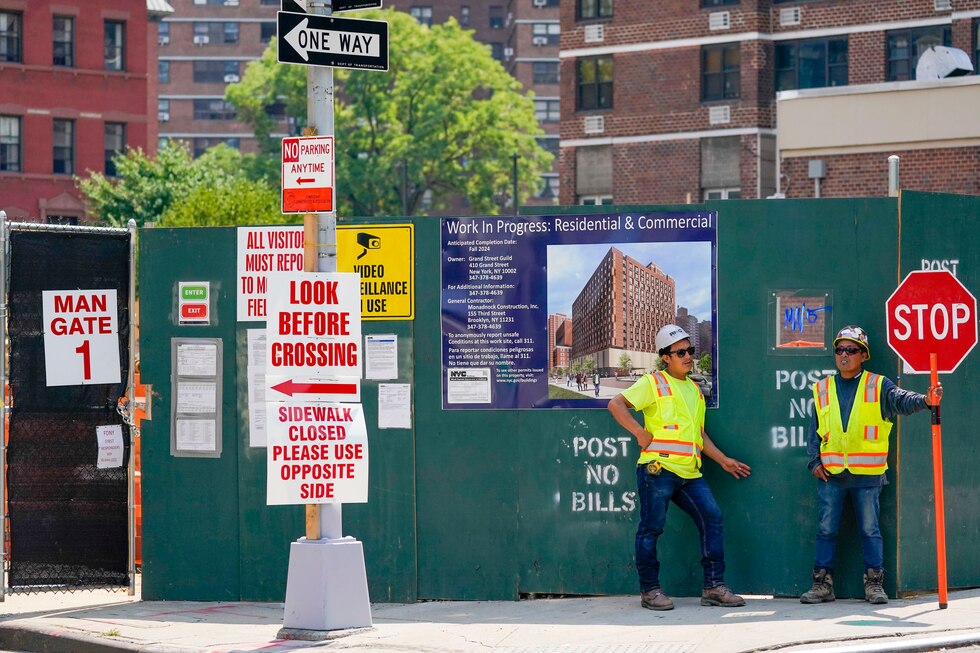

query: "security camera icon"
xmin=356 ymin=232 xmax=381 ymax=260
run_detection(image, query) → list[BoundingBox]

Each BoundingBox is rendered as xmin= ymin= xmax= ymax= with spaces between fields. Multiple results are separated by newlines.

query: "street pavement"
xmin=2 ymin=581 xmax=980 ymax=653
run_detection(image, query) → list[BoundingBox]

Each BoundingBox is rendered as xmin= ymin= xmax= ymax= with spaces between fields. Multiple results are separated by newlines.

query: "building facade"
xmin=0 ymin=0 xmax=168 ymax=223
xmin=157 ymin=0 xmax=278 ymax=157
xmin=547 ymin=312 xmax=573 ymax=370
xmin=560 ymin=0 xmax=980 ymax=205
xmin=570 ymin=246 xmax=675 ymax=374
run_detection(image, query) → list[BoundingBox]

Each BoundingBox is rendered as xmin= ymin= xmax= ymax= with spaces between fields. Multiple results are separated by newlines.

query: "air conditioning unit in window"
xmin=224 ymin=74 xmax=240 ymax=83
xmin=504 ymin=47 xmax=514 ymax=58
xmin=779 ymin=7 xmax=801 ymax=26
xmin=532 ymin=36 xmax=548 ymax=46
xmin=584 ymin=23 xmax=604 ymax=43
xmin=533 ymin=0 xmax=547 ymax=6
xmin=934 ymin=0 xmax=952 ymax=9
xmin=193 ymin=35 xmax=210 ymax=45
xmin=158 ymin=112 xmax=170 ymax=122
xmin=709 ymin=11 xmax=730 ymax=31
xmin=158 ymin=35 xmax=170 ymax=45
xmin=224 ymin=0 xmax=239 ymax=5
xmin=583 ymin=115 xmax=604 ymax=134
xmin=709 ymin=105 xmax=731 ymax=125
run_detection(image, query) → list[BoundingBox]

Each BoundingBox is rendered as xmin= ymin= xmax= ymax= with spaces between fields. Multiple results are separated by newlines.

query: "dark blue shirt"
xmin=806 ymin=371 xmax=929 ymax=488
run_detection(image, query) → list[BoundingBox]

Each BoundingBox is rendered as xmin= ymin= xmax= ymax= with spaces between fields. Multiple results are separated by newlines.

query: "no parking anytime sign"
xmin=42 ymin=289 xmax=121 ymax=386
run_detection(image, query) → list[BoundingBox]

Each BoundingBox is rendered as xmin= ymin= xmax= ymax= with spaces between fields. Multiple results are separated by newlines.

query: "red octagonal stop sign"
xmin=886 ymin=270 xmax=978 ymax=373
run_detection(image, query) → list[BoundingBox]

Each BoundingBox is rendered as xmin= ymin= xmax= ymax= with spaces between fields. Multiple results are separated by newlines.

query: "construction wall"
xmin=138 ymin=192 xmax=980 ymax=602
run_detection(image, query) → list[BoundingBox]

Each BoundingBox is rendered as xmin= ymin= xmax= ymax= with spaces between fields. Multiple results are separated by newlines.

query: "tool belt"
xmin=645 ymin=461 xmax=662 ymax=476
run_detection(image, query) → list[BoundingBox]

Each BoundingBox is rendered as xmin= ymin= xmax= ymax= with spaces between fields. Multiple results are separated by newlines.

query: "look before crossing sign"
xmin=282 ymin=135 xmax=334 ymax=214
xmin=265 ymin=272 xmax=362 ymax=402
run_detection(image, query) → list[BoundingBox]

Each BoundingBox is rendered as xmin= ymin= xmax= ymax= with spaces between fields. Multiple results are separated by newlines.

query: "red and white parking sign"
xmin=281 ymin=135 xmax=334 ymax=214
xmin=266 ymin=402 xmax=369 ymax=505
xmin=42 ymin=289 xmax=121 ymax=386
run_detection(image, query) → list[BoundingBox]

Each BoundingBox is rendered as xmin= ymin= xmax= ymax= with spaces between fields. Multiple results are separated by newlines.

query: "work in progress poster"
xmin=441 ymin=211 xmax=718 ymax=410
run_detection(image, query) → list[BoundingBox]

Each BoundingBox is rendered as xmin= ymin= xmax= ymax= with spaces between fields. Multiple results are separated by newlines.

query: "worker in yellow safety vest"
xmin=800 ymin=325 xmax=942 ymax=605
xmin=608 ymin=324 xmax=751 ymax=612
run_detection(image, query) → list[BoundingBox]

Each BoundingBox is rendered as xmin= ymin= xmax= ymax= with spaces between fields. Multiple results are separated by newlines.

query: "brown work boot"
xmin=701 ymin=584 xmax=745 ymax=607
xmin=864 ymin=568 xmax=889 ymax=604
xmin=640 ymin=588 xmax=674 ymax=611
xmin=800 ymin=569 xmax=835 ymax=604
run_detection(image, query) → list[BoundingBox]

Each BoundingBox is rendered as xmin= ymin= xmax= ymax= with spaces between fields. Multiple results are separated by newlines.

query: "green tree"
xmin=159 ymin=177 xmax=294 ymax=227
xmin=617 ymin=352 xmax=633 ymax=375
xmin=698 ymin=353 xmax=713 ymax=374
xmin=78 ymin=142 xmax=275 ymax=227
xmin=227 ymin=9 xmax=553 ymax=216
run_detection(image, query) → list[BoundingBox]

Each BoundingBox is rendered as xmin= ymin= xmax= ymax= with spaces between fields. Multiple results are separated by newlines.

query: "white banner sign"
xmin=42 ymin=289 xmax=121 ymax=386
xmin=267 ymin=402 xmax=369 ymax=504
xmin=237 ymin=226 xmax=305 ymax=321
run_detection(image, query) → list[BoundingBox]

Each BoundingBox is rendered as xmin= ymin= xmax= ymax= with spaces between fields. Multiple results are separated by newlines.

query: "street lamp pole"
xmin=511 ymin=152 xmax=520 ymax=216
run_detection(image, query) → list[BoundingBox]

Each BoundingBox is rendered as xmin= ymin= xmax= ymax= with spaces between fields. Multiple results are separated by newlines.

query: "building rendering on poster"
xmin=441 ymin=211 xmax=718 ymax=410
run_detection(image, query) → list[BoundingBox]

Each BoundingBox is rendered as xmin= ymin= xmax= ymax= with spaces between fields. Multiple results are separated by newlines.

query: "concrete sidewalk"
xmin=1 ymin=584 xmax=980 ymax=653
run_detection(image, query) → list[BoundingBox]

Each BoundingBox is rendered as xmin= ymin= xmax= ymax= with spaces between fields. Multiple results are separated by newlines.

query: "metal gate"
xmin=1 ymin=221 xmax=136 ymax=596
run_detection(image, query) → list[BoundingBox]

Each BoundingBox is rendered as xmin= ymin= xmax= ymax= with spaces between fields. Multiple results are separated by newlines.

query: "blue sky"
xmin=546 ymin=242 xmax=713 ymax=321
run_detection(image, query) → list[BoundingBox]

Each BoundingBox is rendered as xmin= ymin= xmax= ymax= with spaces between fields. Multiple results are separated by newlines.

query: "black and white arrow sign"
xmin=277 ymin=11 xmax=388 ymax=71
xmin=282 ymin=0 xmax=382 ymax=12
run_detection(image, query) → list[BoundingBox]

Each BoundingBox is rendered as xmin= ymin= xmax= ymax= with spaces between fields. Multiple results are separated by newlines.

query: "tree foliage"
xmin=227 ymin=9 xmax=553 ymax=216
xmin=78 ymin=142 xmax=283 ymax=227
xmin=617 ymin=352 xmax=633 ymax=374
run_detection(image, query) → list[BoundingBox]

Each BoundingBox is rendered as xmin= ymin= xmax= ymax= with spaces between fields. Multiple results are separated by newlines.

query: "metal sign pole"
xmin=0 ymin=215 xmax=7 ymax=602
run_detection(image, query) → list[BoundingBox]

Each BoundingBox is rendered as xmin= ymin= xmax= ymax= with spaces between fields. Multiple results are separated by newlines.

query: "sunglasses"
xmin=668 ymin=346 xmax=696 ymax=358
xmin=834 ymin=346 xmax=864 ymax=356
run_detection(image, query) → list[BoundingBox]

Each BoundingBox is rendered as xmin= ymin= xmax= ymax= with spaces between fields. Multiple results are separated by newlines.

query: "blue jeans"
xmin=635 ymin=466 xmax=726 ymax=592
xmin=813 ymin=481 xmax=883 ymax=572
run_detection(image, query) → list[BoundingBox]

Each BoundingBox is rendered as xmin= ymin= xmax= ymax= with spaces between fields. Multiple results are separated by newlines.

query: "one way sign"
xmin=282 ymin=0 xmax=382 ymax=12
xmin=277 ymin=11 xmax=388 ymax=71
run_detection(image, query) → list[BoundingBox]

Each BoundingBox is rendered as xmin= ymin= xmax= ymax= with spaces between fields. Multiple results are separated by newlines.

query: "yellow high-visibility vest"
xmin=636 ymin=371 xmax=705 ymax=477
xmin=812 ymin=370 xmax=891 ymax=475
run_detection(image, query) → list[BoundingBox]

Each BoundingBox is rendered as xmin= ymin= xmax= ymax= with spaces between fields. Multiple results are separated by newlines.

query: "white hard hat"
xmin=655 ymin=324 xmax=691 ymax=354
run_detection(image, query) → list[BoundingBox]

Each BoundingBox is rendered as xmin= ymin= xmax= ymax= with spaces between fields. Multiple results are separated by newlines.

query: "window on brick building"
xmin=410 ymin=6 xmax=432 ymax=27
xmin=974 ymin=20 xmax=979 ymax=73
xmin=104 ymin=20 xmax=125 ymax=71
xmin=536 ymin=136 xmax=559 ymax=158
xmin=534 ymin=99 xmax=560 ymax=122
xmin=193 ymin=60 xmax=239 ymax=83
xmin=47 ymin=215 xmax=78 ymax=226
xmin=0 ymin=115 xmax=21 ymax=172
xmin=53 ymin=119 xmax=75 ymax=175
xmin=53 ymin=16 xmax=75 ymax=67
xmin=532 ymin=22 xmax=560 ymax=46
xmin=775 ymin=37 xmax=848 ymax=91
xmin=260 ymin=22 xmax=276 ymax=44
xmin=490 ymin=42 xmax=504 ymax=60
xmin=577 ymin=56 xmax=613 ymax=110
xmin=534 ymin=61 xmax=559 ymax=84
xmin=702 ymin=0 xmax=738 ymax=6
xmin=489 ymin=6 xmax=504 ymax=29
xmin=704 ymin=188 xmax=740 ymax=200
xmin=0 ymin=11 xmax=22 ymax=63
xmin=579 ymin=195 xmax=612 ymax=205
xmin=886 ymin=26 xmax=950 ymax=81
xmin=536 ymin=175 xmax=559 ymax=200
xmin=194 ymin=99 xmax=237 ymax=121
xmin=159 ymin=60 xmax=170 ymax=83
xmin=577 ymin=0 xmax=612 ymax=21
xmin=104 ymin=123 xmax=125 ymax=176
xmin=192 ymin=137 xmax=239 ymax=158
xmin=460 ymin=6 xmax=470 ymax=26
xmin=702 ymin=43 xmax=740 ymax=101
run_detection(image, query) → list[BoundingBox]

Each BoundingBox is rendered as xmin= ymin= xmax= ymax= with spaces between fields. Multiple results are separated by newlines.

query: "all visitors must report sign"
xmin=42 ymin=289 xmax=121 ymax=386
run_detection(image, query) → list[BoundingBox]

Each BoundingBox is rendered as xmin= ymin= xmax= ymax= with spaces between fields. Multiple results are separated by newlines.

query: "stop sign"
xmin=886 ymin=270 xmax=978 ymax=373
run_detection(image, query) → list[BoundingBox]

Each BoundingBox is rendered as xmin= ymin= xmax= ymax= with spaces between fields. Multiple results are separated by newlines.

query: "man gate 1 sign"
xmin=42 ymin=289 xmax=121 ymax=386
xmin=886 ymin=270 xmax=978 ymax=373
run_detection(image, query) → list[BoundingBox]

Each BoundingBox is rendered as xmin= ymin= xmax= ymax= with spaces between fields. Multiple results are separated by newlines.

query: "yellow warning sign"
xmin=337 ymin=224 xmax=414 ymax=320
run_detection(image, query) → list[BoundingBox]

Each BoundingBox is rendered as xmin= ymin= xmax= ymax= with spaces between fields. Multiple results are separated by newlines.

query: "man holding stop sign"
xmin=800 ymin=325 xmax=942 ymax=605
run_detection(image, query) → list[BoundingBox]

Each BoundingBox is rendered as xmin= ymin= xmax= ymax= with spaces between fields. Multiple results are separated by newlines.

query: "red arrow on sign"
xmin=296 ymin=177 xmax=316 ymax=184
xmin=271 ymin=379 xmax=358 ymax=397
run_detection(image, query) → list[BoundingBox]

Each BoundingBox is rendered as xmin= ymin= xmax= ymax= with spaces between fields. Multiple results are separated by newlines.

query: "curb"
xmin=756 ymin=629 xmax=980 ymax=653
xmin=0 ymin=621 xmax=201 ymax=653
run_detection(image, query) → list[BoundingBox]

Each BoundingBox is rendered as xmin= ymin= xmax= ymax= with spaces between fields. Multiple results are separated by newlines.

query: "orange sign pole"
xmin=929 ymin=352 xmax=948 ymax=609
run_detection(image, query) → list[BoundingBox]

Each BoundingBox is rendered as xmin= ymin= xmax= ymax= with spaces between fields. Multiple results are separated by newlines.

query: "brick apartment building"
xmin=547 ymin=312 xmax=572 ymax=369
xmin=0 ymin=0 xmax=171 ymax=223
xmin=157 ymin=0 xmax=279 ymax=156
xmin=569 ymin=246 xmax=676 ymax=374
xmin=560 ymin=0 xmax=980 ymax=204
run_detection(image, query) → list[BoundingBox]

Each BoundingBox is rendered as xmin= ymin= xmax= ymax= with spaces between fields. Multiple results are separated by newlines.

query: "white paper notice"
xmin=175 ymin=419 xmax=217 ymax=452
xmin=378 ymin=383 xmax=411 ymax=429
xmin=176 ymin=343 xmax=218 ymax=377
xmin=176 ymin=381 xmax=217 ymax=414
xmin=247 ymin=329 xmax=268 ymax=447
xmin=96 ymin=424 xmax=124 ymax=469
xmin=446 ymin=368 xmax=492 ymax=404
xmin=365 ymin=334 xmax=398 ymax=380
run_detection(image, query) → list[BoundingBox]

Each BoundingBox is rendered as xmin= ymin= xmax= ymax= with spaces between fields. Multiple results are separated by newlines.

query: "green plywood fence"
xmin=139 ymin=193 xmax=980 ymax=602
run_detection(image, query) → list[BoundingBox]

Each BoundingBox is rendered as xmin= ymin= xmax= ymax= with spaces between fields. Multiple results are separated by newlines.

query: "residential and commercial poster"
xmin=441 ymin=211 xmax=718 ymax=410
